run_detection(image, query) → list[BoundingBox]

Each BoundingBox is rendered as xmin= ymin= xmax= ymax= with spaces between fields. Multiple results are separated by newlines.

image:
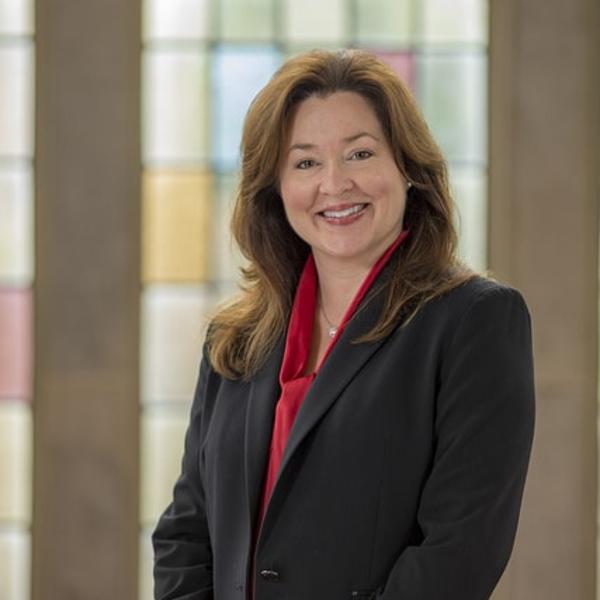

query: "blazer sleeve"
xmin=378 ymin=285 xmax=535 ymax=600
xmin=152 ymin=352 xmax=214 ymax=600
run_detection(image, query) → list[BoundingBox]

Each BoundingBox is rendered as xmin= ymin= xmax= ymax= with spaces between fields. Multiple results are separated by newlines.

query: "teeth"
xmin=322 ymin=204 xmax=366 ymax=219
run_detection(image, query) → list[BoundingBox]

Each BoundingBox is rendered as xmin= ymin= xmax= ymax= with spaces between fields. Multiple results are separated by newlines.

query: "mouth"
xmin=318 ymin=203 xmax=369 ymax=221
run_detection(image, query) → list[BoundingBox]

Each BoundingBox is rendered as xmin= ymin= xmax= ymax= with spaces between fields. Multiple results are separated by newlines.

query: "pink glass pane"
xmin=374 ymin=52 xmax=415 ymax=91
xmin=0 ymin=289 xmax=32 ymax=401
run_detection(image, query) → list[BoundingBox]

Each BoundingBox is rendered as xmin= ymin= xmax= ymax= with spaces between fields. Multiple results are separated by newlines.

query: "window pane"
xmin=212 ymin=174 xmax=245 ymax=286
xmin=140 ymin=405 xmax=189 ymax=525
xmin=0 ymin=402 xmax=31 ymax=522
xmin=0 ymin=46 xmax=34 ymax=158
xmin=142 ymin=171 xmax=212 ymax=283
xmin=356 ymin=0 xmax=414 ymax=47
xmin=283 ymin=0 xmax=349 ymax=44
xmin=212 ymin=45 xmax=280 ymax=171
xmin=140 ymin=286 xmax=213 ymax=403
xmin=143 ymin=0 xmax=208 ymax=41
xmin=421 ymin=0 xmax=488 ymax=44
xmin=0 ymin=0 xmax=33 ymax=35
xmin=142 ymin=51 xmax=208 ymax=164
xmin=139 ymin=529 xmax=153 ymax=600
xmin=219 ymin=0 xmax=275 ymax=41
xmin=0 ymin=289 xmax=32 ymax=401
xmin=0 ymin=530 xmax=30 ymax=600
xmin=0 ymin=166 xmax=33 ymax=284
xmin=417 ymin=53 xmax=487 ymax=164
xmin=374 ymin=51 xmax=415 ymax=90
xmin=450 ymin=166 xmax=487 ymax=270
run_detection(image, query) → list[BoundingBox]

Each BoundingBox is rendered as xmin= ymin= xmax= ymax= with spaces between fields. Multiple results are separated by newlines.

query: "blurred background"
xmin=0 ymin=0 xmax=597 ymax=598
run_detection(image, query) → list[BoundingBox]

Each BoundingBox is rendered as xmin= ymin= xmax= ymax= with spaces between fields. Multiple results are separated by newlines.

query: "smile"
xmin=319 ymin=203 xmax=368 ymax=220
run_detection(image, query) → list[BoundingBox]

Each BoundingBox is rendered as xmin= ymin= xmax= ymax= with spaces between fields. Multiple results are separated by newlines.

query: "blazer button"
xmin=259 ymin=569 xmax=280 ymax=582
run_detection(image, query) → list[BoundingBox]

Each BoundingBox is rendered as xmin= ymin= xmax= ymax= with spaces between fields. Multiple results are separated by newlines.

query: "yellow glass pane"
xmin=140 ymin=285 xmax=214 ymax=403
xmin=142 ymin=171 xmax=212 ymax=283
xmin=0 ymin=167 xmax=33 ymax=284
xmin=142 ymin=51 xmax=208 ymax=163
xmin=421 ymin=0 xmax=488 ymax=44
xmin=220 ymin=0 xmax=274 ymax=40
xmin=0 ymin=0 xmax=33 ymax=34
xmin=143 ymin=0 xmax=208 ymax=41
xmin=283 ymin=0 xmax=348 ymax=43
xmin=140 ymin=405 xmax=189 ymax=525
xmin=213 ymin=174 xmax=246 ymax=286
xmin=356 ymin=0 xmax=414 ymax=47
xmin=0 ymin=46 xmax=34 ymax=158
xmin=450 ymin=165 xmax=487 ymax=271
xmin=0 ymin=403 xmax=32 ymax=523
xmin=0 ymin=530 xmax=30 ymax=600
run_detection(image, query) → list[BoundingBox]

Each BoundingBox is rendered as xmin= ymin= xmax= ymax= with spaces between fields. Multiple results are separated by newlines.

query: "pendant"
xmin=328 ymin=326 xmax=337 ymax=338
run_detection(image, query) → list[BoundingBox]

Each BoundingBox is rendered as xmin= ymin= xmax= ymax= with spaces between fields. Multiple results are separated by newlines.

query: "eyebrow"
xmin=286 ymin=131 xmax=381 ymax=154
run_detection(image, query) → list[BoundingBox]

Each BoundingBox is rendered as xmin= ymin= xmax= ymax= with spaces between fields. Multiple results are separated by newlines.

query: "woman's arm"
xmin=152 ymin=353 xmax=214 ymax=600
xmin=379 ymin=285 xmax=535 ymax=600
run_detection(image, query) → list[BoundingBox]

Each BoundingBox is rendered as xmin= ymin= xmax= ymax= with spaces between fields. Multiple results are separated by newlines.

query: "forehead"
xmin=285 ymin=91 xmax=383 ymax=140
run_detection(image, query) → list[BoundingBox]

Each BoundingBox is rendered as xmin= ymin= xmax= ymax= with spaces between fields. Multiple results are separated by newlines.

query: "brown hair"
xmin=208 ymin=49 xmax=479 ymax=379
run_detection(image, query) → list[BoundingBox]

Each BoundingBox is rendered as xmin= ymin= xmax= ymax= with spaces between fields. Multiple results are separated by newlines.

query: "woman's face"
xmin=278 ymin=91 xmax=408 ymax=271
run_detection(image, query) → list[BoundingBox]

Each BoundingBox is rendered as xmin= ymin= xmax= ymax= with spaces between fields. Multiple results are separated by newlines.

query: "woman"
xmin=153 ymin=49 xmax=535 ymax=600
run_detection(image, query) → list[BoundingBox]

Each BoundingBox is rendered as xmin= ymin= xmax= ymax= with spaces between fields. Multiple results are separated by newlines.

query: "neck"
xmin=314 ymin=259 xmax=370 ymax=326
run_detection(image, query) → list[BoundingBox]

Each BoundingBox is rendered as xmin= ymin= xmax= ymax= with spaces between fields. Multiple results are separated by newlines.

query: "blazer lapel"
xmin=275 ymin=289 xmax=391 ymax=505
xmin=244 ymin=336 xmax=285 ymax=532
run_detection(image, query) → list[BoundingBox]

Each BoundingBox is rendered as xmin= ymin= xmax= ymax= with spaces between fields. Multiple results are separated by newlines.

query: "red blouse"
xmin=257 ymin=229 xmax=410 ymax=529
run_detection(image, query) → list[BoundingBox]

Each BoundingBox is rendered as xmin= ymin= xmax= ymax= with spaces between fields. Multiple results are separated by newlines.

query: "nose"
xmin=318 ymin=160 xmax=353 ymax=196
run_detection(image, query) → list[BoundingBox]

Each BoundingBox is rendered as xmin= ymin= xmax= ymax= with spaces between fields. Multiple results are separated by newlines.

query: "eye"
xmin=350 ymin=150 xmax=373 ymax=161
xmin=296 ymin=159 xmax=316 ymax=170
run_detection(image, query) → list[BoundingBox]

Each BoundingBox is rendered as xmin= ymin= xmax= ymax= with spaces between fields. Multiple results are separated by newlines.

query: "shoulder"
xmin=403 ymin=274 xmax=532 ymax=350
xmin=429 ymin=274 xmax=530 ymax=320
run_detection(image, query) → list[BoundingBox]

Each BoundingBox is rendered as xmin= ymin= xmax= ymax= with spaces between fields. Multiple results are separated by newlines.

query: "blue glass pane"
xmin=212 ymin=45 xmax=281 ymax=171
xmin=417 ymin=53 xmax=487 ymax=164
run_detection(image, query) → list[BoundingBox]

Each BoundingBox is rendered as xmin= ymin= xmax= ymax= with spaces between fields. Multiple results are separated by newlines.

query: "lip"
xmin=317 ymin=202 xmax=369 ymax=225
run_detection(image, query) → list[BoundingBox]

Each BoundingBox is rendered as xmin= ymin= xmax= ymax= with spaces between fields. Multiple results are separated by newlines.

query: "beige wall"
xmin=489 ymin=0 xmax=599 ymax=598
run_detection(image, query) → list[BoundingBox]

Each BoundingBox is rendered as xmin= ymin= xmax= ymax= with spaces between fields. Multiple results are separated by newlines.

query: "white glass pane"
xmin=356 ymin=0 xmax=414 ymax=47
xmin=450 ymin=166 xmax=487 ymax=271
xmin=140 ymin=405 xmax=189 ymax=524
xmin=0 ymin=0 xmax=33 ymax=35
xmin=220 ymin=0 xmax=274 ymax=40
xmin=212 ymin=46 xmax=280 ymax=170
xmin=143 ymin=0 xmax=208 ymax=41
xmin=139 ymin=529 xmax=153 ymax=600
xmin=417 ymin=53 xmax=487 ymax=164
xmin=142 ymin=51 xmax=207 ymax=163
xmin=213 ymin=174 xmax=246 ymax=285
xmin=0 ymin=166 xmax=33 ymax=284
xmin=283 ymin=0 xmax=348 ymax=43
xmin=140 ymin=285 xmax=214 ymax=403
xmin=0 ymin=529 xmax=30 ymax=600
xmin=421 ymin=0 xmax=488 ymax=44
xmin=0 ymin=46 xmax=34 ymax=158
xmin=0 ymin=403 xmax=32 ymax=523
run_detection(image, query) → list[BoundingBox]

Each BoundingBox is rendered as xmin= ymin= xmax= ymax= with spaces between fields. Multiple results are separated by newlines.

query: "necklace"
xmin=319 ymin=298 xmax=339 ymax=338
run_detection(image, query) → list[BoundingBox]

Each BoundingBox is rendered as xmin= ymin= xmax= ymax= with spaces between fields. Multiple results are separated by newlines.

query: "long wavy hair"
xmin=208 ymin=49 xmax=479 ymax=379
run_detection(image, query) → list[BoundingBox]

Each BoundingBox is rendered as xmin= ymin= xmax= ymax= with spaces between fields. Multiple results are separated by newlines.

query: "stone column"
xmin=489 ymin=0 xmax=599 ymax=598
xmin=33 ymin=1 xmax=141 ymax=598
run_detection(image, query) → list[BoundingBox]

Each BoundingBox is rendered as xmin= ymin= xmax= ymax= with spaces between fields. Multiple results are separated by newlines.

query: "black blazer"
xmin=153 ymin=275 xmax=535 ymax=600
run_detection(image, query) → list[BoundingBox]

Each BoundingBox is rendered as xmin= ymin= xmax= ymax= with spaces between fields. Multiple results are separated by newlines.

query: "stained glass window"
xmin=0 ymin=1 xmax=34 ymax=598
xmin=139 ymin=1 xmax=489 ymax=596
